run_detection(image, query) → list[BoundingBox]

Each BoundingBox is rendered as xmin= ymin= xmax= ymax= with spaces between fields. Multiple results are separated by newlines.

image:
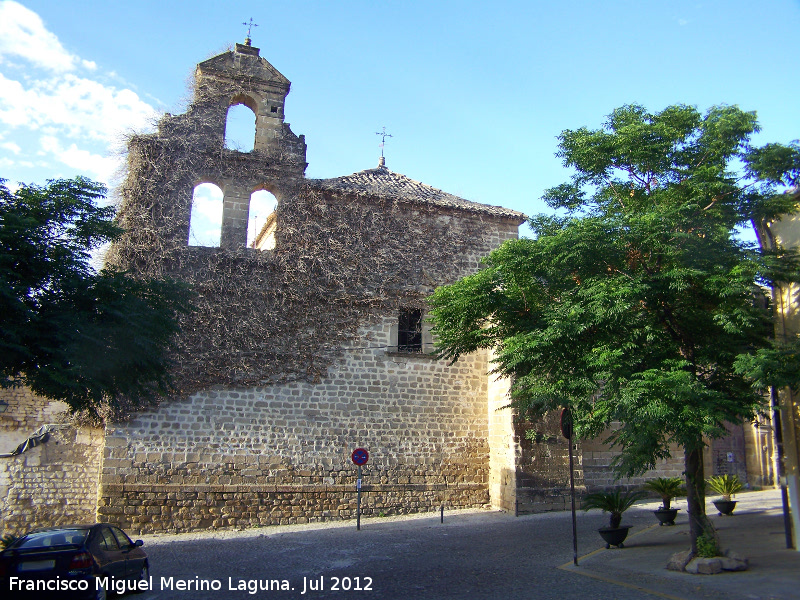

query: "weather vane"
xmin=375 ymin=126 xmax=393 ymax=158
xmin=242 ymin=18 xmax=259 ymax=45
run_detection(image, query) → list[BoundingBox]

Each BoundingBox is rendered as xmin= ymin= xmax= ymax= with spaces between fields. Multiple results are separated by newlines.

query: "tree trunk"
xmin=684 ymin=444 xmax=709 ymax=555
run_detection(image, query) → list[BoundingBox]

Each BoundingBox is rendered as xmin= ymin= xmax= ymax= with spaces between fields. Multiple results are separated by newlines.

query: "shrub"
xmin=643 ymin=477 xmax=685 ymax=509
xmin=582 ymin=489 xmax=645 ymax=528
xmin=696 ymin=531 xmax=721 ymax=558
xmin=707 ymin=475 xmax=744 ymax=501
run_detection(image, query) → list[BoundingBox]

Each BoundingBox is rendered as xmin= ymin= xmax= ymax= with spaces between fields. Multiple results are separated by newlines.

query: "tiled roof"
xmin=309 ymin=165 xmax=526 ymax=222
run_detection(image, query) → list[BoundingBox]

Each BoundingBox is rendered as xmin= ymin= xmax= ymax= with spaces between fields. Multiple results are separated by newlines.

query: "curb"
xmin=556 ymin=523 xmax=689 ymax=600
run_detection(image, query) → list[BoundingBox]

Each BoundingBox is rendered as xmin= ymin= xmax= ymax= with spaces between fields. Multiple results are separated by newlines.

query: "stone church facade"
xmin=0 ymin=43 xmax=775 ymax=535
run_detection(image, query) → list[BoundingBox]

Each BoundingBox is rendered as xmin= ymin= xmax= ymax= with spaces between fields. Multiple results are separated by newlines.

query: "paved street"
xmin=123 ymin=489 xmax=798 ymax=600
xmin=135 ymin=504 xmax=666 ymax=600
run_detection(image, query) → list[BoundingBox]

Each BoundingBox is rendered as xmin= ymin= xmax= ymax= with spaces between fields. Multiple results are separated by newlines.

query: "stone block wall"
xmin=98 ymin=317 xmax=492 ymax=533
xmin=709 ymin=422 xmax=748 ymax=481
xmin=583 ymin=420 xmax=775 ymax=495
xmin=581 ymin=431 xmax=685 ymax=493
xmin=0 ymin=388 xmax=104 ymax=537
xmin=743 ymin=418 xmax=776 ymax=488
xmin=0 ymin=387 xmax=70 ymax=449
xmin=515 ymin=412 xmax=586 ymax=514
xmin=487 ymin=358 xmax=516 ymax=513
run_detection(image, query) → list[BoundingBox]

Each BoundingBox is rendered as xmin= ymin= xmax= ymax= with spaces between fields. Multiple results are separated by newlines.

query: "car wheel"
xmin=95 ymin=578 xmax=108 ymax=600
xmin=135 ymin=563 xmax=150 ymax=593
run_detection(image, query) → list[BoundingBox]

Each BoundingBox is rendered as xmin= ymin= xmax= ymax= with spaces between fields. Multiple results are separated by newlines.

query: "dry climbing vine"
xmin=105 ymin=61 xmax=504 ymax=410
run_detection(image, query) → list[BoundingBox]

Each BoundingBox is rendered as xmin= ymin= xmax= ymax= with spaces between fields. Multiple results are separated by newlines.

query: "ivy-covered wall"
xmin=99 ymin=42 xmax=524 ymax=532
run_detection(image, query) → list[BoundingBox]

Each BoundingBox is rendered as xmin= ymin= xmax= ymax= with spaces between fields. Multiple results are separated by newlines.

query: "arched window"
xmin=224 ymin=102 xmax=256 ymax=152
xmin=248 ymin=190 xmax=278 ymax=249
xmin=188 ymin=183 xmax=223 ymax=247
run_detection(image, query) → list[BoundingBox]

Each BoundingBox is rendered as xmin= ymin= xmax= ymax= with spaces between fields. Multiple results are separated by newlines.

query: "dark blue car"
xmin=0 ymin=523 xmax=149 ymax=599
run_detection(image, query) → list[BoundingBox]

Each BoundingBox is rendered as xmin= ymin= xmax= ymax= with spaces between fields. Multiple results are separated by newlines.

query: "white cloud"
xmin=0 ymin=3 xmax=157 ymax=189
xmin=250 ymin=190 xmax=278 ymax=215
xmin=0 ymin=1 xmax=78 ymax=72
xmin=1 ymin=140 xmax=21 ymax=154
xmin=0 ymin=72 xmax=156 ymax=142
xmin=191 ymin=184 xmax=224 ymax=220
xmin=40 ymin=135 xmax=120 ymax=183
xmin=2 ymin=178 xmax=22 ymax=194
xmin=189 ymin=184 xmax=223 ymax=246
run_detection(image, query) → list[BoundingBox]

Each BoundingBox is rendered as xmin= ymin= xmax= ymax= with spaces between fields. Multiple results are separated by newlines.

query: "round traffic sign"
xmin=351 ymin=448 xmax=369 ymax=465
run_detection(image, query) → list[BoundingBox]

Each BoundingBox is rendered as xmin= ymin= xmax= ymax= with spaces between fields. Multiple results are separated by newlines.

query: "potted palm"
xmin=582 ymin=489 xmax=645 ymax=548
xmin=643 ymin=477 xmax=684 ymax=526
xmin=707 ymin=474 xmax=743 ymax=516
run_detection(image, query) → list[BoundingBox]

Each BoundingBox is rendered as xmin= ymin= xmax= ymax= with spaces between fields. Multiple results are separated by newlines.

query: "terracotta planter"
xmin=713 ymin=499 xmax=737 ymax=516
xmin=598 ymin=526 xmax=631 ymax=548
xmin=653 ymin=507 xmax=679 ymax=526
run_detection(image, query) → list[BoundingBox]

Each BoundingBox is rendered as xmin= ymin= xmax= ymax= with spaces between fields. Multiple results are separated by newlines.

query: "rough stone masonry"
xmin=96 ymin=41 xmax=526 ymax=533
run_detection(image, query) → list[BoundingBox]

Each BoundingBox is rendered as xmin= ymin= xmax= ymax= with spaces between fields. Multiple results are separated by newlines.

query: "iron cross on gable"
xmin=242 ymin=18 xmax=259 ymax=45
xmin=375 ymin=127 xmax=393 ymax=158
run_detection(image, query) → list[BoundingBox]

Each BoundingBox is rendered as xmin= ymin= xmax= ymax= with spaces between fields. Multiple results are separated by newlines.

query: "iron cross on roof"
xmin=242 ymin=18 xmax=259 ymax=46
xmin=375 ymin=127 xmax=393 ymax=158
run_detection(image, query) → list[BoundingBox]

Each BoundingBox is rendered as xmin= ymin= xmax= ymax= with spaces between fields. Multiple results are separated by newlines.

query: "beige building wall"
xmin=0 ymin=389 xmax=104 ymax=537
xmin=743 ymin=418 xmax=777 ymax=488
xmin=759 ymin=211 xmax=800 ymax=550
xmin=486 ymin=352 xmax=516 ymax=513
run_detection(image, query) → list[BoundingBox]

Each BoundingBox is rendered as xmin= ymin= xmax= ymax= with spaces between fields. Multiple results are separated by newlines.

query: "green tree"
xmin=429 ymin=104 xmax=800 ymax=553
xmin=0 ymin=176 xmax=191 ymax=421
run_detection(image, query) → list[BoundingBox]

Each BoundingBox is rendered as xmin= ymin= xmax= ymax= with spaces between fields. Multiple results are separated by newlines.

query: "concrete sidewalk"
xmin=559 ymin=489 xmax=800 ymax=600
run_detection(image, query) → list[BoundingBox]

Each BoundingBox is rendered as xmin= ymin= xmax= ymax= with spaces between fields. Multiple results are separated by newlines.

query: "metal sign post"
xmin=561 ymin=408 xmax=578 ymax=566
xmin=357 ymin=465 xmax=362 ymax=531
xmin=351 ymin=448 xmax=369 ymax=531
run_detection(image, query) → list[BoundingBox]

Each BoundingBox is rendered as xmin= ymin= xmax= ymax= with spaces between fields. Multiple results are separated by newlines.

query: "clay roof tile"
xmin=309 ymin=166 xmax=526 ymax=222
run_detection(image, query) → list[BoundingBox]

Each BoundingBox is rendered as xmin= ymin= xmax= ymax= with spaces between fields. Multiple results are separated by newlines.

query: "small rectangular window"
xmin=271 ymin=106 xmax=278 ymax=113
xmin=398 ymin=309 xmax=423 ymax=352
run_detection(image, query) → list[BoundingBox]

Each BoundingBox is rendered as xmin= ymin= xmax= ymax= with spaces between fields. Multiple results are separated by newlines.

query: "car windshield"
xmin=16 ymin=529 xmax=88 ymax=548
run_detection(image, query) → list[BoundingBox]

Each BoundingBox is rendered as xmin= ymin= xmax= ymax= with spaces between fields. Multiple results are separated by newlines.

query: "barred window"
xmin=398 ymin=308 xmax=423 ymax=353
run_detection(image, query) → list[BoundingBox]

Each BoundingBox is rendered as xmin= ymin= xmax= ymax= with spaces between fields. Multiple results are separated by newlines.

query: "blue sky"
xmin=1 ymin=0 xmax=798 ymax=241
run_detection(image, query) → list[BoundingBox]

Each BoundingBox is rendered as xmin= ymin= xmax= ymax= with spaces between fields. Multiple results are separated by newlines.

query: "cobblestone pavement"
xmin=134 ymin=503 xmax=666 ymax=600
xmin=131 ymin=490 xmax=798 ymax=600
